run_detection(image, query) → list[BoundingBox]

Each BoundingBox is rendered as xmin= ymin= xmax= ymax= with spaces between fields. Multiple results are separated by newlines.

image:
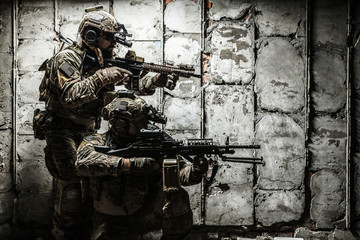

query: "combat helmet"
xmin=78 ymin=7 xmax=120 ymax=48
xmin=102 ymin=96 xmax=148 ymax=132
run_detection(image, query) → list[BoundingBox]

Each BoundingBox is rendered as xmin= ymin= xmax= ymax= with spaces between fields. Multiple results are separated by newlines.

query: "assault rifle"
xmin=104 ymin=51 xmax=201 ymax=92
xmin=94 ymin=125 xmax=263 ymax=191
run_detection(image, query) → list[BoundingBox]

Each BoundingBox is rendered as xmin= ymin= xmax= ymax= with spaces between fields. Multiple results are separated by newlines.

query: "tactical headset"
xmin=84 ymin=29 xmax=98 ymax=47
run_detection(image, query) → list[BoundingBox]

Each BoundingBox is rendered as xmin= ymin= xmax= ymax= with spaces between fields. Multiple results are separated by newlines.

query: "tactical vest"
xmin=39 ymin=44 xmax=111 ymax=129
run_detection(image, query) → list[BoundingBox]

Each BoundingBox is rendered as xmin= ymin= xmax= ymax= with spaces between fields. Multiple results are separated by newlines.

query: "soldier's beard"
xmin=101 ymin=48 xmax=114 ymax=59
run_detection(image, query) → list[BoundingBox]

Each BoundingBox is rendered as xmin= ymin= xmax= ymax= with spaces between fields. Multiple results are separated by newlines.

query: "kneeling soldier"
xmin=76 ymin=96 xmax=208 ymax=240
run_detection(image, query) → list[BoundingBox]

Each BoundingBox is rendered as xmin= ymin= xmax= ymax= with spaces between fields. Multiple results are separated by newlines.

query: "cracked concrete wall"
xmin=309 ymin=0 xmax=348 ymax=230
xmin=1 ymin=0 xmax=357 ymax=239
xmin=253 ymin=0 xmax=306 ymax=227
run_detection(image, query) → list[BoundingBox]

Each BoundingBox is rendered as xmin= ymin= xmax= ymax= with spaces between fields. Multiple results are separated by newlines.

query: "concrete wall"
xmin=0 ymin=0 xmax=359 ymax=239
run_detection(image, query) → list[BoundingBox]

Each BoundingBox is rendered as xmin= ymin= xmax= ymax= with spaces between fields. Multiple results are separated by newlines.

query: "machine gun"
xmin=94 ymin=125 xmax=263 ymax=191
xmin=94 ymin=125 xmax=264 ymax=165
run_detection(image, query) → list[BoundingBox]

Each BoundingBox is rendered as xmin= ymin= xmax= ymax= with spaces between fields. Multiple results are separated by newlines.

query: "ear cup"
xmin=84 ymin=29 xmax=97 ymax=47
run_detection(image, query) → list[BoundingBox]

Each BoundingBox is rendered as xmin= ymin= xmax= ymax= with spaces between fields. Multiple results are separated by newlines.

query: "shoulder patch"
xmin=59 ymin=62 xmax=76 ymax=78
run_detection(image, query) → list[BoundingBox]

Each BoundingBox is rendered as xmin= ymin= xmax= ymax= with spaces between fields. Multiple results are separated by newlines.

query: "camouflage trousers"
xmin=44 ymin=128 xmax=93 ymax=240
xmin=91 ymin=188 xmax=193 ymax=240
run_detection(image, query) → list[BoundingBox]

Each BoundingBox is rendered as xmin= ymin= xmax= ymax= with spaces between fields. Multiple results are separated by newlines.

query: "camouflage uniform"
xmin=39 ymin=41 xmax=164 ymax=240
xmin=76 ymin=131 xmax=204 ymax=240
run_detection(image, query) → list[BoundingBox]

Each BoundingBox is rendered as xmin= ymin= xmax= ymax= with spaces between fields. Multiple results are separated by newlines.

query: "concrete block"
xmin=310 ymin=169 xmax=345 ymax=229
xmin=205 ymin=183 xmax=254 ymax=225
xmin=0 ymin=74 xmax=12 ymax=113
xmin=0 ymin=129 xmax=11 ymax=192
xmin=209 ymin=0 xmax=252 ymax=21
xmin=309 ymin=116 xmax=346 ymax=170
xmin=312 ymin=50 xmax=346 ymax=113
xmin=167 ymin=77 xmax=201 ymax=99
xmin=0 ymin=53 xmax=13 ymax=74
xmin=166 ymin=130 xmax=201 ymax=141
xmin=205 ymin=85 xmax=254 ymax=144
xmin=0 ymin=131 xmax=12 ymax=193
xmin=115 ymin=41 xmax=163 ymax=64
xmin=138 ymin=86 xmax=161 ymax=109
xmin=294 ymin=227 xmax=331 ymax=239
xmin=20 ymin=0 xmax=53 ymax=7
xmin=57 ymin=1 xmax=109 ymax=40
xmin=17 ymin=71 xmax=43 ymax=104
xmin=255 ymin=38 xmax=304 ymax=113
xmin=0 ymin=1 xmax=12 ymax=53
xmin=164 ymin=0 xmax=201 ymax=33
xmin=184 ymin=184 xmax=202 ymax=225
xmin=354 ymin=48 xmax=360 ymax=90
xmin=16 ymin=157 xmax=52 ymax=193
xmin=312 ymin=0 xmax=347 ymax=46
xmin=17 ymin=192 xmax=52 ymax=225
xmin=255 ymin=190 xmax=305 ymax=227
xmin=16 ymin=135 xmax=52 ymax=193
xmin=163 ymin=96 xmax=201 ymax=131
xmin=0 ymin=111 xmax=10 ymax=130
xmin=17 ymin=135 xmax=46 ymax=160
xmin=354 ymin=91 xmax=360 ymax=149
xmin=332 ymin=229 xmax=359 ymax=240
xmin=58 ymin=22 xmax=78 ymax=42
xmin=213 ymin=160 xmax=254 ymax=186
xmin=0 ymin=192 xmax=14 ymax=223
xmin=274 ymin=238 xmax=303 ymax=240
xmin=17 ymin=103 xmax=45 ymax=135
xmin=255 ymin=0 xmax=305 ymax=37
xmin=0 ymin=110 xmax=11 ymax=131
xmin=255 ymin=114 xmax=305 ymax=190
xmin=208 ymin=21 xmax=254 ymax=84
xmin=114 ymin=0 xmax=162 ymax=40
xmin=164 ymin=35 xmax=201 ymax=69
xmin=205 ymin=155 xmax=254 ymax=226
xmin=18 ymin=5 xmax=54 ymax=39
xmin=354 ymin=153 xmax=360 ymax=216
xmin=17 ymin=40 xmax=54 ymax=72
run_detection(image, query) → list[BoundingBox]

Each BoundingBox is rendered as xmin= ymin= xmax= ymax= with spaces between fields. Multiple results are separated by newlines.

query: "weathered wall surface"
xmin=309 ymin=0 xmax=348 ymax=230
xmin=0 ymin=0 xmax=14 ymax=238
xmin=1 ymin=0 xmax=359 ymax=239
xmin=352 ymin=0 xmax=360 ymax=232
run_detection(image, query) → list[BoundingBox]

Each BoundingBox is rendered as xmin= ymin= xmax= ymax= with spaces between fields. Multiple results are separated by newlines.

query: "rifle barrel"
xmin=218 ymin=145 xmax=261 ymax=149
xmin=222 ymin=157 xmax=265 ymax=166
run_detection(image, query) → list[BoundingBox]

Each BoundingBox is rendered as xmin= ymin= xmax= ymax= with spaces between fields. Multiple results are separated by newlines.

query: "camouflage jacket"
xmin=76 ymin=132 xmax=203 ymax=215
xmin=39 ymin=44 xmax=158 ymax=129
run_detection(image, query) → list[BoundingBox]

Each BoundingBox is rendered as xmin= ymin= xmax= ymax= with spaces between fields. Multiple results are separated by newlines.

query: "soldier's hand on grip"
xmin=193 ymin=156 xmax=208 ymax=175
xmin=151 ymin=73 xmax=179 ymax=90
xmin=130 ymin=157 xmax=160 ymax=174
xmin=96 ymin=66 xmax=133 ymax=86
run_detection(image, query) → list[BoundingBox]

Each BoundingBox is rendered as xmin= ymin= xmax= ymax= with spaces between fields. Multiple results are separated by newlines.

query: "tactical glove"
xmin=151 ymin=73 xmax=179 ymax=90
xmin=130 ymin=157 xmax=160 ymax=174
xmin=193 ymin=156 xmax=208 ymax=175
xmin=96 ymin=66 xmax=133 ymax=87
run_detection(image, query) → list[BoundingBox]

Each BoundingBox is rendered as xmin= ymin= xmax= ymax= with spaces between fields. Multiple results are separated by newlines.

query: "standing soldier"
xmin=76 ymin=96 xmax=208 ymax=240
xmin=34 ymin=8 xmax=177 ymax=240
